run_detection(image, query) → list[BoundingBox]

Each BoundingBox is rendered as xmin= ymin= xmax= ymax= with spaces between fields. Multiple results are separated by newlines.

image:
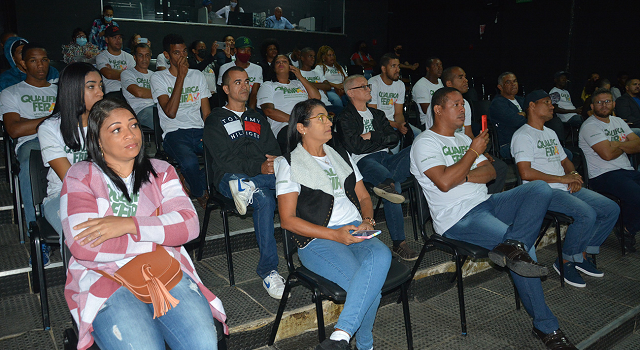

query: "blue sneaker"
xmin=28 ymin=244 xmax=51 ymax=268
xmin=553 ymin=258 xmax=585 ymax=288
xmin=575 ymin=257 xmax=603 ymax=277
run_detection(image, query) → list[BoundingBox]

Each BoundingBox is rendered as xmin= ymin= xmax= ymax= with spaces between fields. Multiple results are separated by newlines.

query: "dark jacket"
xmin=284 ymin=146 xmax=361 ymax=248
xmin=336 ymin=102 xmax=399 ymax=155
xmin=615 ymin=93 xmax=640 ymax=126
xmin=203 ymin=107 xmax=281 ymax=190
xmin=489 ymin=94 xmax=526 ymax=148
xmin=188 ymin=53 xmax=216 ymax=72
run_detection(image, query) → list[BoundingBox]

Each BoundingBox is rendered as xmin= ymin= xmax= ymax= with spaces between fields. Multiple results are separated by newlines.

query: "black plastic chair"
xmin=28 ymin=149 xmax=63 ymax=330
xmin=364 ymin=177 xmax=419 ymax=241
xmin=410 ymin=179 xmax=520 ymax=335
xmin=269 ymin=228 xmax=413 ymax=349
xmin=3 ymin=126 xmax=26 ymax=242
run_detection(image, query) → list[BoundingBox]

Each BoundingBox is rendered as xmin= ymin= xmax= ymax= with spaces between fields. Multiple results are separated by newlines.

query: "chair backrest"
xmin=29 ymin=149 xmax=49 ymax=212
xmin=152 ymin=106 xmax=163 ymax=148
xmin=412 ymin=178 xmax=432 ymax=240
xmin=346 ymin=64 xmax=364 ymax=76
xmin=470 ymin=100 xmax=491 ymax=126
xmin=202 ymin=143 xmax=216 ymax=194
xmin=486 ymin=122 xmax=501 ymax=158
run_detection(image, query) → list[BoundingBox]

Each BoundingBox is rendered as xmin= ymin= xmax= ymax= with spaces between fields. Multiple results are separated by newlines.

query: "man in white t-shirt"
xmin=96 ymin=26 xmax=135 ymax=98
xmin=412 ymin=57 xmax=443 ymax=128
xmin=0 ymin=43 xmax=57 ymax=264
xmin=150 ymin=34 xmax=211 ymax=208
xmin=217 ymin=37 xmax=262 ymax=110
xmin=549 ymin=71 xmax=582 ymax=127
xmin=411 ymin=87 xmax=577 ymax=349
xmin=336 ymin=74 xmax=418 ymax=261
xmin=512 ymin=90 xmax=619 ymax=288
xmin=298 ymin=47 xmax=342 ymax=115
xmin=579 ymin=88 xmax=640 ymax=252
xmin=121 ymin=43 xmax=154 ymax=129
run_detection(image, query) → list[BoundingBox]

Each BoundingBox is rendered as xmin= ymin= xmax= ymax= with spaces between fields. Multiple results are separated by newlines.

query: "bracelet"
xmin=363 ymin=217 xmax=376 ymax=227
xmin=468 ymin=148 xmax=480 ymax=158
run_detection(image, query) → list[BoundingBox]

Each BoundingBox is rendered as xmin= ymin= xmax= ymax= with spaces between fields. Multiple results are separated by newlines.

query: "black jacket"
xmin=203 ymin=107 xmax=281 ymax=190
xmin=336 ymin=102 xmax=399 ymax=155
xmin=615 ymin=93 xmax=640 ymax=126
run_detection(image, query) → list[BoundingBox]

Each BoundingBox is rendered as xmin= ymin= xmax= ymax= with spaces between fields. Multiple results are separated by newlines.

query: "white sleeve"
xmin=156 ymin=53 xmax=167 ymax=68
xmin=196 ymin=71 xmax=212 ymax=99
xmin=217 ymin=64 xmax=228 ymax=85
xmin=126 ymin=53 xmax=136 ymax=69
xmin=254 ymin=65 xmax=264 ymax=85
xmin=150 ymin=74 xmax=168 ymax=103
xmin=120 ymin=70 xmax=137 ymax=90
xmin=411 ymin=81 xmax=430 ymax=103
xmin=274 ymin=157 xmax=301 ymax=196
xmin=511 ymin=132 xmax=534 ymax=163
xmin=0 ymin=89 xmax=19 ymax=116
xmin=95 ymin=52 xmax=109 ymax=70
xmin=412 ymin=137 xmax=447 ymax=174
xmin=397 ymin=83 xmax=405 ymax=105
xmin=215 ymin=6 xmax=226 ymax=16
xmin=37 ymin=119 xmax=67 ymax=166
xmin=619 ymin=118 xmax=634 ymax=136
xmin=349 ymin=154 xmax=363 ymax=182
xmin=368 ymin=78 xmax=380 ymax=105
xmin=257 ymin=82 xmax=274 ymax=107
xmin=581 ymin=121 xmax=607 ymax=147
xmin=464 ymin=100 xmax=472 ymax=126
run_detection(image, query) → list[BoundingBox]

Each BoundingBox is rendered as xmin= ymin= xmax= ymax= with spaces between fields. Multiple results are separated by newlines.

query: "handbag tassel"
xmin=142 ymin=265 xmax=180 ymax=318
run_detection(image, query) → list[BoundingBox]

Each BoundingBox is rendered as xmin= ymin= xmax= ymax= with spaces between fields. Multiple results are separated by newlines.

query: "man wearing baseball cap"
xmin=511 ymin=89 xmax=619 ymax=288
xmin=217 ymin=36 xmax=263 ymax=109
xmin=96 ymin=25 xmax=135 ymax=99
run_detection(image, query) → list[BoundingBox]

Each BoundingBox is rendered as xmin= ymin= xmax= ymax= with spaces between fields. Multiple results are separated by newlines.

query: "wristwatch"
xmin=363 ymin=217 xmax=376 ymax=227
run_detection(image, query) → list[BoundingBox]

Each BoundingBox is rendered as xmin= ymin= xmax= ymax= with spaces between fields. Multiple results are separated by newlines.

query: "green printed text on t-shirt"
xmin=108 ymin=183 xmax=139 ymax=217
xmin=168 ymin=85 xmax=200 ymax=103
xmin=21 ymin=95 xmax=56 ymax=113
xmin=442 ymin=144 xmax=469 ymax=162
xmin=537 ymin=138 xmax=560 ymax=157
xmin=604 ymin=127 xmax=627 ymax=142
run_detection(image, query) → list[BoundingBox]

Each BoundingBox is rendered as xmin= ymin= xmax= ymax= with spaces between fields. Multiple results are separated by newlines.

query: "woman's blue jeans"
xmin=297 ymin=221 xmax=391 ymax=350
xmin=91 ymin=274 xmax=218 ymax=350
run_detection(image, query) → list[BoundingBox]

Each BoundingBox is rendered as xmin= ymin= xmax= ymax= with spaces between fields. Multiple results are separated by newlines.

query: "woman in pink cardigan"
xmin=61 ymin=98 xmax=226 ymax=350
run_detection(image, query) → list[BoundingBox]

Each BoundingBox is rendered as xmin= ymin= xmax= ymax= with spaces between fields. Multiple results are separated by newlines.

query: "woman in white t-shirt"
xmin=38 ymin=63 xmax=104 ymax=237
xmin=275 ymin=99 xmax=391 ymax=350
xmin=215 ymin=0 xmax=244 ymax=23
xmin=258 ymin=54 xmax=320 ymax=153
xmin=316 ymin=45 xmax=348 ymax=108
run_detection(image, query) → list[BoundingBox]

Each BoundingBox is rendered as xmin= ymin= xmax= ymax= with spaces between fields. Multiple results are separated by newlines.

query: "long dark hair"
xmin=268 ymin=54 xmax=296 ymax=82
xmin=86 ymin=99 xmax=157 ymax=202
xmin=49 ymin=62 xmax=102 ymax=152
xmin=286 ymin=99 xmax=326 ymax=155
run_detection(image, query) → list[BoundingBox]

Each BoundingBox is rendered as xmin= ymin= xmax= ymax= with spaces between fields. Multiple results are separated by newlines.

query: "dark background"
xmin=2 ymin=0 xmax=639 ymax=100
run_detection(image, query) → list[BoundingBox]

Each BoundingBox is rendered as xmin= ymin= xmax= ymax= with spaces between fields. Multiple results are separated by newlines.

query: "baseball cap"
xmin=554 ymin=71 xmax=570 ymax=79
xmin=524 ymin=89 xmax=550 ymax=107
xmin=104 ymin=25 xmax=123 ymax=38
xmin=235 ymin=37 xmax=254 ymax=49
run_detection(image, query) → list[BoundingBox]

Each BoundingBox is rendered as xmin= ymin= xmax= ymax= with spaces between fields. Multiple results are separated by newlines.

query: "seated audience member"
xmin=265 ymin=7 xmax=294 ymax=29
xmin=490 ymin=72 xmax=526 ymax=159
xmin=350 ymin=41 xmax=376 ymax=80
xmin=275 ymin=99 xmax=392 ymax=350
xmin=0 ymin=31 xmax=17 ymax=73
xmin=549 ymin=71 xmax=583 ymax=127
xmin=336 ymin=74 xmax=418 ymax=260
xmin=121 ymin=43 xmax=154 ymax=129
xmin=581 ymin=79 xmax=612 ymax=119
xmin=412 ymin=57 xmax=443 ymax=128
xmin=217 ymin=37 xmax=263 ymax=109
xmin=512 ymin=90 xmax=619 ymax=287
xmin=89 ymin=5 xmax=118 ymax=50
xmin=156 ymin=52 xmax=169 ymax=71
xmin=392 ymin=44 xmax=419 ymax=77
xmin=581 ymin=72 xmax=600 ymax=103
xmin=579 ymin=88 xmax=640 ymax=252
xmin=316 ymin=45 xmax=348 ymax=108
xmin=0 ymin=37 xmax=59 ymax=92
xmin=203 ymin=66 xmax=285 ymax=298
xmin=611 ymin=71 xmax=629 ymax=101
xmin=216 ymin=0 xmax=244 ymax=23
xmin=259 ymin=38 xmax=279 ymax=81
xmin=258 ymin=54 xmax=320 ymax=153
xmin=411 ymin=87 xmax=577 ymax=350
xmin=298 ymin=47 xmax=341 ymax=115
xmin=61 ymin=28 xmax=100 ymax=64
xmin=1 ymin=43 xmax=57 ymax=265
xmin=96 ymin=26 xmax=135 ymax=100
xmin=614 ymin=78 xmax=640 ymax=127
xmin=187 ymin=40 xmax=218 ymax=99
xmin=61 ymin=98 xmax=226 ymax=350
xmin=214 ymin=35 xmax=236 ymax=67
xmin=126 ymin=33 xmax=152 ymax=55
xmin=287 ymin=47 xmax=300 ymax=68
xmin=150 ymin=34 xmax=211 ymax=208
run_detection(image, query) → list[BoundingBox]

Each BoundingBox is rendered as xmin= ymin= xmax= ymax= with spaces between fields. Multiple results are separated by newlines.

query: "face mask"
xmin=197 ymin=49 xmax=207 ymax=58
xmin=236 ymin=52 xmax=251 ymax=63
xmin=104 ymin=16 xmax=113 ymax=22
xmin=230 ymin=1 xmax=237 ymax=7
xmin=76 ymin=37 xmax=88 ymax=46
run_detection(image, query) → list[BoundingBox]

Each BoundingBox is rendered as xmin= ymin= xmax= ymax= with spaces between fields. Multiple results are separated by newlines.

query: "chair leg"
xmin=535 ymin=219 xmax=552 ymax=248
xmin=268 ymin=275 xmax=293 ymax=345
xmin=33 ymin=229 xmax=50 ymax=329
xmin=197 ymin=205 xmax=213 ymax=261
xmin=30 ymin=234 xmax=40 ymax=293
xmin=409 ymin=187 xmax=418 ymax=242
xmin=14 ymin=177 xmax=26 ymax=243
xmin=314 ymin=289 xmax=326 ymax=342
xmin=554 ymin=218 xmax=564 ymax=288
xmin=221 ymin=211 xmax=235 ymax=286
xmin=618 ymin=211 xmax=625 ymax=256
xmin=454 ymin=253 xmax=467 ymax=335
xmin=373 ymin=196 xmax=382 ymax=220
xmin=400 ymin=283 xmax=414 ymax=350
xmin=409 ymin=241 xmax=434 ymax=282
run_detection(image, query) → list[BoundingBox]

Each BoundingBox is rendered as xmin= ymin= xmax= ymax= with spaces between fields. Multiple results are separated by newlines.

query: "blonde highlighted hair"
xmin=316 ymin=45 xmax=346 ymax=81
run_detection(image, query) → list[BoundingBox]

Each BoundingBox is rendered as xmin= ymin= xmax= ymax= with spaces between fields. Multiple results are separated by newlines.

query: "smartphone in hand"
xmin=352 ymin=230 xmax=381 ymax=239
xmin=218 ymin=41 xmax=227 ymax=50
xmin=482 ymin=115 xmax=488 ymax=132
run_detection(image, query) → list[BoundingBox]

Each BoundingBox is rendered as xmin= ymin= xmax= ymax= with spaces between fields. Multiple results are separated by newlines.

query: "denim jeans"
xmin=590 ymin=169 xmax=640 ymax=233
xmin=443 ymin=181 xmax=559 ymax=334
xmin=298 ymin=220 xmax=391 ymax=350
xmin=548 ymin=188 xmax=619 ymax=262
xmin=356 ymin=148 xmax=412 ymax=242
xmin=219 ymin=173 xmax=278 ymax=279
xmin=91 ymin=274 xmax=218 ymax=350
xmin=163 ymin=128 xmax=206 ymax=197
xmin=17 ymin=138 xmax=41 ymax=227
xmin=326 ymin=90 xmax=344 ymax=107
xmin=136 ymin=105 xmax=155 ymax=130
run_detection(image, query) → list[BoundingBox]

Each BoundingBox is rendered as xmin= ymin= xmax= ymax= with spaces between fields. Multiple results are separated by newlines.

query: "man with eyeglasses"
xmin=579 ymin=88 xmax=640 ymax=252
xmin=335 ymin=74 xmax=418 ymax=261
xmin=203 ymin=66 xmax=285 ymax=299
xmin=512 ymin=90 xmax=619 ymax=288
xmin=615 ymin=78 xmax=640 ymax=128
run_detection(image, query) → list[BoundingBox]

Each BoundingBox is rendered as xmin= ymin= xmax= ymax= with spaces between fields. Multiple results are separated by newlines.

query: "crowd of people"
xmin=1 ymin=4 xmax=639 ymax=350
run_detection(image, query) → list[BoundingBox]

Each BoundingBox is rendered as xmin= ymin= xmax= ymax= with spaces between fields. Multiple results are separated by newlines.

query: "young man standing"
xmin=217 ymin=37 xmax=263 ymax=110
xmin=121 ymin=43 xmax=154 ymax=129
xmin=96 ymin=26 xmax=135 ymax=99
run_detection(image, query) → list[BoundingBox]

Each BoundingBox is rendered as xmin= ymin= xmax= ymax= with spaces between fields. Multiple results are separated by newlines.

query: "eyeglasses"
xmin=594 ymin=100 xmax=613 ymax=105
xmin=308 ymin=114 xmax=333 ymax=123
xmin=349 ymin=84 xmax=372 ymax=91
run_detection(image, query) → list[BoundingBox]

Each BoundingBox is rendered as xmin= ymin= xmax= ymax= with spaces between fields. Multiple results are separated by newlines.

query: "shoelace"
xmin=269 ymin=271 xmax=285 ymax=285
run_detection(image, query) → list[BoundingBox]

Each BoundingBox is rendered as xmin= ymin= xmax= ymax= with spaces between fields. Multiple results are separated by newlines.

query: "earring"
xmin=303 ymin=132 xmax=306 ymax=135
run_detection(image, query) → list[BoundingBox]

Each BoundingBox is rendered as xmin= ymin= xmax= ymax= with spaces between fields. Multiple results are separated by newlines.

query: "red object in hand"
xmin=482 ymin=115 xmax=488 ymax=132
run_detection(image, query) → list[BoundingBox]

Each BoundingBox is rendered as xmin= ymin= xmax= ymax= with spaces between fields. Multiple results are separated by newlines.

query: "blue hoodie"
xmin=0 ymin=37 xmax=59 ymax=93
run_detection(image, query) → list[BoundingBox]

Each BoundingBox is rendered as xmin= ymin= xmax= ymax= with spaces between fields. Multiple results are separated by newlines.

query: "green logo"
xmin=442 ymin=145 xmax=469 ymax=162
xmin=20 ymin=94 xmax=56 ymax=113
xmin=167 ymin=85 xmax=200 ymax=103
xmin=108 ymin=183 xmax=139 ymax=217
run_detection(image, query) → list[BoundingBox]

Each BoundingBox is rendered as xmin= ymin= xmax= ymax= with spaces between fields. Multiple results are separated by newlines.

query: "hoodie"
xmin=0 ymin=37 xmax=59 ymax=93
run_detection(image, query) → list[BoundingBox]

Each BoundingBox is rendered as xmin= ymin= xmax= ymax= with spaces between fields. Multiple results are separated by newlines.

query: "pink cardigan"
xmin=61 ymin=159 xmax=227 ymax=350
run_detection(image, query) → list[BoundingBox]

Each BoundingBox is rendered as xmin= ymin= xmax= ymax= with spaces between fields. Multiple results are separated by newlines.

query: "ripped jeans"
xmin=91 ymin=274 xmax=218 ymax=350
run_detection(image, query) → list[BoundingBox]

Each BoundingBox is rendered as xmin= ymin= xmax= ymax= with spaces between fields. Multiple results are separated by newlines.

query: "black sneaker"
xmin=373 ymin=183 xmax=405 ymax=204
xmin=315 ymin=338 xmax=351 ymax=350
xmin=392 ymin=241 xmax=419 ymax=261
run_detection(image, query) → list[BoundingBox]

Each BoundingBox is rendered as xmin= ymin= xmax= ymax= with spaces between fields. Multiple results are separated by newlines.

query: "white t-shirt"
xmin=274 ymin=154 xmax=363 ymax=228
xmin=96 ymin=50 xmax=136 ymax=93
xmin=38 ymin=117 xmax=88 ymax=198
xmin=121 ymin=68 xmax=154 ymax=114
xmin=511 ymin=124 xmax=568 ymax=191
xmin=156 ymin=53 xmax=170 ymax=69
xmin=300 ymin=66 xmax=331 ymax=105
xmin=412 ymin=77 xmax=443 ymax=126
xmin=549 ymin=87 xmax=578 ymax=122
xmin=423 ymin=98 xmax=472 ymax=132
xmin=352 ymin=109 xmax=388 ymax=164
xmin=150 ymin=69 xmax=211 ymax=138
xmin=217 ymin=62 xmax=263 ymax=89
xmin=368 ymin=74 xmax=405 ymax=122
xmin=510 ymin=98 xmax=523 ymax=112
xmin=0 ymin=81 xmax=57 ymax=151
xmin=216 ymin=5 xmax=244 ymax=23
xmin=579 ymin=115 xmax=634 ymax=178
xmin=257 ymin=80 xmax=309 ymax=136
xmin=410 ymin=130 xmax=490 ymax=234
xmin=102 ymin=172 xmax=140 ymax=217
xmin=320 ymin=65 xmax=346 ymax=84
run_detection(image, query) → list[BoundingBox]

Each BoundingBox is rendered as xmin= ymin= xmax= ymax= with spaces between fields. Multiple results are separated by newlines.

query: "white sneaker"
xmin=263 ymin=270 xmax=286 ymax=299
xmin=229 ymin=179 xmax=256 ymax=215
